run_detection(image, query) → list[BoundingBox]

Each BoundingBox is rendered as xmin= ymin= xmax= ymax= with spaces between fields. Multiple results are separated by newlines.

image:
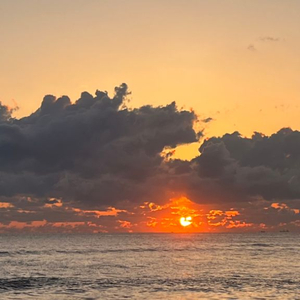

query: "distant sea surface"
xmin=0 ymin=233 xmax=299 ymax=299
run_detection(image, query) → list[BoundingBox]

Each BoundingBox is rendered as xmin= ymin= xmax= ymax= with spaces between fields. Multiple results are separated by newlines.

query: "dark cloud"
xmin=0 ymin=102 xmax=14 ymax=122
xmin=201 ymin=117 xmax=214 ymax=123
xmin=183 ymin=129 xmax=300 ymax=203
xmin=0 ymin=83 xmax=197 ymax=211
xmin=0 ymin=84 xmax=299 ymax=230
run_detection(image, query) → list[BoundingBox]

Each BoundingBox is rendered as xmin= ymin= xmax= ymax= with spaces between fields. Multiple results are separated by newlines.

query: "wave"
xmin=250 ymin=243 xmax=272 ymax=247
xmin=0 ymin=277 xmax=61 ymax=291
xmin=0 ymin=247 xmax=195 ymax=257
xmin=0 ymin=275 xmax=298 ymax=293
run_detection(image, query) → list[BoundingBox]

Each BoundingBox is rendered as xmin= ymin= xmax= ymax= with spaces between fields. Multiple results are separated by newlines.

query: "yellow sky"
xmin=1 ymin=0 xmax=300 ymax=160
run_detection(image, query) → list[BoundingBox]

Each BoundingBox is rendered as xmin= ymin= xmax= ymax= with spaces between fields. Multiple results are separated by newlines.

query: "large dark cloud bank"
xmin=0 ymin=84 xmax=299 ymax=227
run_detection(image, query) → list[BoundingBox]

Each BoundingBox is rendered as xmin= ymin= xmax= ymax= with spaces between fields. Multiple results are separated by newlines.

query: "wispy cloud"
xmin=247 ymin=36 xmax=282 ymax=52
xmin=259 ymin=36 xmax=280 ymax=42
xmin=247 ymin=44 xmax=257 ymax=51
xmin=201 ymin=117 xmax=214 ymax=123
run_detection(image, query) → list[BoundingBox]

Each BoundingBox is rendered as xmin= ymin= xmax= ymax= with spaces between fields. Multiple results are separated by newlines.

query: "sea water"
xmin=0 ymin=233 xmax=299 ymax=299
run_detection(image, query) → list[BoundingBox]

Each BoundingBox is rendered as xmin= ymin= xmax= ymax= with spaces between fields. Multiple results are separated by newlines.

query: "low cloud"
xmin=182 ymin=129 xmax=300 ymax=203
xmin=0 ymin=84 xmax=299 ymax=231
xmin=0 ymin=83 xmax=197 ymax=208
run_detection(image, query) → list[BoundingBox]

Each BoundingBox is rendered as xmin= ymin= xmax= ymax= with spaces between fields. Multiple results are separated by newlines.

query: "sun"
xmin=180 ymin=216 xmax=192 ymax=227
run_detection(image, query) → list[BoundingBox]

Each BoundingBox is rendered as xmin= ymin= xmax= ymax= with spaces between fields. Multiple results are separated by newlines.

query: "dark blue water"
xmin=0 ymin=233 xmax=299 ymax=299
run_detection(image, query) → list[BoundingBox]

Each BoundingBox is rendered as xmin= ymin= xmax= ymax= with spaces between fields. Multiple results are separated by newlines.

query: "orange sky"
xmin=1 ymin=0 xmax=300 ymax=156
xmin=1 ymin=196 xmax=298 ymax=233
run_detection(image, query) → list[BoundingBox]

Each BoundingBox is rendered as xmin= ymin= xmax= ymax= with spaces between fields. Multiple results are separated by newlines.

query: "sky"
xmin=0 ymin=0 xmax=299 ymax=233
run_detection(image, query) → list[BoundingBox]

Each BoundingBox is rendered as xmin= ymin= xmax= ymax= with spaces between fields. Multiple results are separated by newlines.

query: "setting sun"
xmin=180 ymin=216 xmax=192 ymax=227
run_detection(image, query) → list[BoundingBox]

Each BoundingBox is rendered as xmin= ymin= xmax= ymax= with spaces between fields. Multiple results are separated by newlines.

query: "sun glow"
xmin=180 ymin=216 xmax=192 ymax=227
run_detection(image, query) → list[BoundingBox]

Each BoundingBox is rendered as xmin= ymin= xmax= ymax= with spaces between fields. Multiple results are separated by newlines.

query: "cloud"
xmin=0 ymin=84 xmax=299 ymax=231
xmin=0 ymin=102 xmax=14 ymax=122
xmin=0 ymin=83 xmax=197 ymax=208
xmin=183 ymin=129 xmax=300 ymax=203
xmin=259 ymin=36 xmax=280 ymax=42
xmin=247 ymin=44 xmax=257 ymax=51
xmin=247 ymin=36 xmax=282 ymax=52
xmin=201 ymin=117 xmax=214 ymax=123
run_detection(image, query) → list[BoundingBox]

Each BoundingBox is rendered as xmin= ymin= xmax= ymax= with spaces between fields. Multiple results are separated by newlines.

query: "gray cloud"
xmin=0 ymin=84 xmax=197 ymax=212
xmin=201 ymin=117 xmax=214 ymax=123
xmin=0 ymin=102 xmax=14 ymax=123
xmin=0 ymin=84 xmax=299 ymax=230
xmin=184 ymin=129 xmax=300 ymax=203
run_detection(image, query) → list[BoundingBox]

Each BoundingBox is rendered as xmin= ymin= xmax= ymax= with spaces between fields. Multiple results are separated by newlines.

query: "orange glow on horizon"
xmin=0 ymin=196 xmax=259 ymax=233
xmin=140 ymin=197 xmax=206 ymax=233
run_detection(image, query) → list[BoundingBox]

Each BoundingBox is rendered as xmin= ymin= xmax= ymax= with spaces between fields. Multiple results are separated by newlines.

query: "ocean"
xmin=0 ymin=233 xmax=299 ymax=299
